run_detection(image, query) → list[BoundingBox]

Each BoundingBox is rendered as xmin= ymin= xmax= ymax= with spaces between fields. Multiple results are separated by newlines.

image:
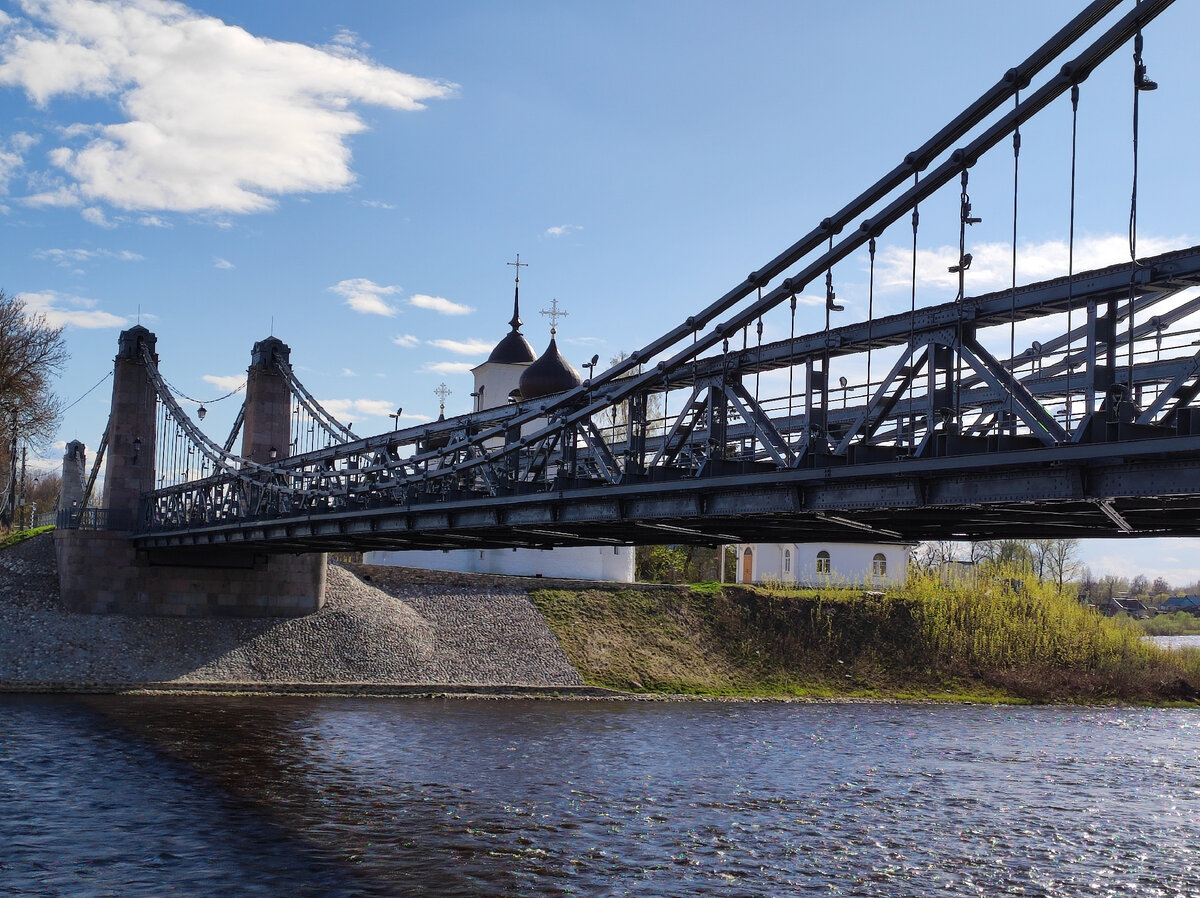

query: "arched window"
xmin=783 ymin=549 xmax=792 ymax=574
xmin=742 ymin=547 xmax=754 ymax=583
xmin=873 ymin=553 xmax=887 ymax=576
xmin=816 ymin=550 xmax=831 ymax=574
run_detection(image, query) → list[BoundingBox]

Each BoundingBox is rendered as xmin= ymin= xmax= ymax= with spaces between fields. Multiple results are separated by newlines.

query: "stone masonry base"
xmin=55 ymin=530 xmax=326 ymax=617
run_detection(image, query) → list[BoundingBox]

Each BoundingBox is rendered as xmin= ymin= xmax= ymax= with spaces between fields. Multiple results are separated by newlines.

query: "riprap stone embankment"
xmin=0 ymin=534 xmax=584 ymax=692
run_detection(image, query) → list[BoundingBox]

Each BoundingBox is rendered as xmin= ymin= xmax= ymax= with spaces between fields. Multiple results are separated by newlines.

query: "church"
xmin=364 ymin=265 xmax=636 ymax=582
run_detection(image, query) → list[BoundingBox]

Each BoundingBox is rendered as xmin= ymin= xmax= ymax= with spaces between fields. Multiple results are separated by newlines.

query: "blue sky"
xmin=2 ymin=0 xmax=1200 ymax=583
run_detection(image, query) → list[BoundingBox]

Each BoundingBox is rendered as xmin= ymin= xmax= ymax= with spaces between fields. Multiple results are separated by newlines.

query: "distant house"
xmin=1098 ymin=596 xmax=1149 ymax=619
xmin=1158 ymin=595 xmax=1200 ymax=615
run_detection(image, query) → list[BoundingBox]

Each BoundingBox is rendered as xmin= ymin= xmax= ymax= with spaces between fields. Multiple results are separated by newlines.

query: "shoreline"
xmin=5 ymin=532 xmax=1200 ymax=706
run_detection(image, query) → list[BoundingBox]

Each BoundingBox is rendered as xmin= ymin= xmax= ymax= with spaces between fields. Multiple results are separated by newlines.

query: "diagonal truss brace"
xmin=578 ymin=417 xmax=622 ymax=483
xmin=957 ymin=335 xmax=1070 ymax=445
xmin=833 ymin=347 xmax=929 ymax=456
xmin=1137 ymin=349 xmax=1200 ymax=427
xmin=723 ymin=380 xmax=795 ymax=467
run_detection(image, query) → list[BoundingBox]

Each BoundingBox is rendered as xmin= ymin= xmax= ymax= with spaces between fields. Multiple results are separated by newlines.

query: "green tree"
xmin=636 ymin=545 xmax=689 ymax=582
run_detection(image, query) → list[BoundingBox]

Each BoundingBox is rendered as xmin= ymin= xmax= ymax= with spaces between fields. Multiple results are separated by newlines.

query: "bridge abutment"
xmin=55 ymin=531 xmax=326 ymax=617
xmin=54 ymin=327 xmax=326 ymax=618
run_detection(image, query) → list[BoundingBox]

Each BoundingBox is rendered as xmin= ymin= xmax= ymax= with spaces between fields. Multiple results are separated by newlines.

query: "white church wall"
xmin=363 ymin=545 xmax=635 ymax=582
xmin=470 ymin=361 xmax=525 ymax=416
xmin=737 ymin=542 xmax=910 ymax=587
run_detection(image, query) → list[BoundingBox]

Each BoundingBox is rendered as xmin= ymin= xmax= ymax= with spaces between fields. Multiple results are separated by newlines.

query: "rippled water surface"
xmin=1149 ymin=633 xmax=1200 ymax=651
xmin=2 ymin=696 xmax=1199 ymax=896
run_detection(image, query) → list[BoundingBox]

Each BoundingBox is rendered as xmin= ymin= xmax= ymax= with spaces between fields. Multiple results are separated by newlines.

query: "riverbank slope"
xmin=4 ymin=532 xmax=1198 ymax=703
xmin=0 ymin=534 xmax=584 ymax=692
xmin=523 ymin=580 xmax=1200 ymax=704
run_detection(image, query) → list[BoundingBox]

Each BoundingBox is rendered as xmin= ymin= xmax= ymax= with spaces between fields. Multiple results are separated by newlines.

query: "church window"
xmin=783 ymin=549 xmax=792 ymax=574
xmin=816 ymin=550 xmax=831 ymax=574
xmin=873 ymin=553 xmax=887 ymax=576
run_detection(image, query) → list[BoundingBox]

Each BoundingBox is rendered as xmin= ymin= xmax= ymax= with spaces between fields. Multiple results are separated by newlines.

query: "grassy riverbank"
xmin=0 ymin=525 xmax=53 ymax=550
xmin=1140 ymin=611 xmax=1200 ymax=636
xmin=529 ymin=571 xmax=1200 ymax=704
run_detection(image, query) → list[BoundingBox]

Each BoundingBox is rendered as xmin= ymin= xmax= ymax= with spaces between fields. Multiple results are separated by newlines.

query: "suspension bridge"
xmin=52 ymin=0 xmax=1200 ymax=614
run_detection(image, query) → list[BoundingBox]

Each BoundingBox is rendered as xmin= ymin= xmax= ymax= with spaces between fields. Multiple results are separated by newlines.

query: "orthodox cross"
xmin=540 ymin=297 xmax=568 ymax=335
xmin=506 ymin=254 xmax=527 ymax=331
xmin=506 ymin=254 xmax=528 ymax=284
xmin=434 ymin=382 xmax=452 ymax=414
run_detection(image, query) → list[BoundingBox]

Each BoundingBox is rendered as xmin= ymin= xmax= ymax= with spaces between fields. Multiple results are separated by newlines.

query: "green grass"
xmin=529 ymin=568 xmax=1200 ymax=704
xmin=0 ymin=525 xmax=54 ymax=550
xmin=1140 ymin=611 xmax=1200 ymax=636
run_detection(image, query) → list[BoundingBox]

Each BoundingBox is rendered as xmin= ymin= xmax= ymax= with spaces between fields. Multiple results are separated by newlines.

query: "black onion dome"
xmin=487 ymin=329 xmax=537 ymax=364
xmin=487 ymin=277 xmax=538 ymax=364
xmin=518 ymin=336 xmax=582 ymax=399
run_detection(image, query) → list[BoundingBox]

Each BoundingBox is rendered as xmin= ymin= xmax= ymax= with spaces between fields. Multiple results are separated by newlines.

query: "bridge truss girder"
xmin=136 ymin=245 xmax=1200 ymax=550
xmin=134 ymin=431 xmax=1200 ymax=553
xmin=129 ymin=1 xmax=1200 ymax=550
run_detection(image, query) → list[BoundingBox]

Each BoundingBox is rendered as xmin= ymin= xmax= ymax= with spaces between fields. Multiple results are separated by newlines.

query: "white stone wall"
xmin=364 ymin=545 xmax=635 ymax=582
xmin=736 ymin=541 xmax=910 ymax=587
xmin=470 ymin=360 xmax=527 ymax=414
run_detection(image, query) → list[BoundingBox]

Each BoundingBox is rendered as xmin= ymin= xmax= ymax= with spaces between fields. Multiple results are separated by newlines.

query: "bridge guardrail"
xmin=55 ymin=508 xmax=134 ymax=531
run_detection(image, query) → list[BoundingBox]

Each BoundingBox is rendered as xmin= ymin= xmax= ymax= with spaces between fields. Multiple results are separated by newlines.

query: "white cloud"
xmin=340 ymin=367 xmax=356 ymax=377
xmin=422 ymin=360 xmax=474 ymax=374
xmin=391 ymin=333 xmax=419 ymax=348
xmin=329 ymin=277 xmax=399 ymax=316
xmin=213 ymin=256 xmax=234 ymax=269
xmin=34 ymin=246 xmax=144 ymax=267
xmin=201 ymin=373 xmax=245 ymax=393
xmin=362 ymin=199 xmax=395 ymax=209
xmin=138 ymin=214 xmax=169 ymax=227
xmin=318 ymin=397 xmax=427 ymax=423
xmin=81 ymin=205 xmax=115 ymax=227
xmin=0 ymin=135 xmax=30 ymax=192
xmin=546 ymin=224 xmax=581 ymax=238
xmin=409 ymin=293 xmax=473 ymax=316
xmin=22 ymin=185 xmax=78 ymax=207
xmin=875 ymin=233 xmax=1188 ymax=296
xmin=19 ymin=290 xmax=128 ymax=328
xmin=426 ymin=337 xmax=492 ymax=355
xmin=0 ymin=0 xmax=456 ymax=213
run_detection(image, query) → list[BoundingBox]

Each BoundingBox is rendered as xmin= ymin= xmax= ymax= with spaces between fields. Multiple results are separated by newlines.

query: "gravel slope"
xmin=0 ymin=534 xmax=583 ymax=690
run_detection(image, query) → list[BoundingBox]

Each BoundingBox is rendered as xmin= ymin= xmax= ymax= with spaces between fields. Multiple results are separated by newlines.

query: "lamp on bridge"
xmin=197 ymin=404 xmax=207 ymax=420
xmin=388 ymin=408 xmax=403 ymax=429
xmin=132 ymin=436 xmax=141 ymax=463
xmin=583 ymin=354 xmax=599 ymax=386
xmin=269 ymin=446 xmax=278 ymax=461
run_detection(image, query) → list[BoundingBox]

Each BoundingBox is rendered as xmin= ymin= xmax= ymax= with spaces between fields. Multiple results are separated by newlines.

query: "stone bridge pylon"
xmin=54 ymin=326 xmax=327 ymax=617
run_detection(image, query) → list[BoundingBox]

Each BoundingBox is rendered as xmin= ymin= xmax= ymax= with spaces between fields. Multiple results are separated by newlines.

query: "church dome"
xmin=518 ymin=336 xmax=582 ymax=400
xmin=487 ymin=329 xmax=536 ymax=364
xmin=486 ymin=267 xmax=538 ymax=364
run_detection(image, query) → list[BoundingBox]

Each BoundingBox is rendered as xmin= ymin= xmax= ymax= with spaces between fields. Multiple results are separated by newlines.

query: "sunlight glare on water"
xmin=1 ymin=696 xmax=1198 ymax=896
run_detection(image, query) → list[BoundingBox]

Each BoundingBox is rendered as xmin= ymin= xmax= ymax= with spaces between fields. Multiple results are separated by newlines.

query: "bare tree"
xmin=0 ymin=291 xmax=68 ymax=525
xmin=0 ymin=291 xmax=68 ymax=443
xmin=1038 ymin=538 xmax=1082 ymax=591
xmin=911 ymin=540 xmax=958 ymax=573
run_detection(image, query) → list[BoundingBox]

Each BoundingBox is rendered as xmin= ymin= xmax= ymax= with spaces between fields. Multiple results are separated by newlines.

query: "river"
xmin=1 ymin=695 xmax=1198 ymax=896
